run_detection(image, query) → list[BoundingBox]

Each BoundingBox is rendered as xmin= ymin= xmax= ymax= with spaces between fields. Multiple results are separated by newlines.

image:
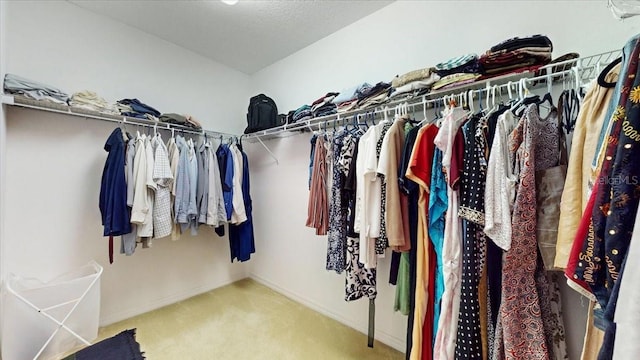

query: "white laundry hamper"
xmin=1 ymin=261 xmax=103 ymax=360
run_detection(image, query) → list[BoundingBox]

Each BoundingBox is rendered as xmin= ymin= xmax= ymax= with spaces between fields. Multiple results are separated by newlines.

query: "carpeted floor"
xmin=97 ymin=279 xmax=403 ymax=359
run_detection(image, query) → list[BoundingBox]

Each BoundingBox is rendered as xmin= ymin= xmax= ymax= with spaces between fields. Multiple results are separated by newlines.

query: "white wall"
xmin=0 ymin=0 xmax=7 ymax=285
xmin=247 ymin=0 xmax=640 ymax=356
xmin=1 ymin=0 xmax=252 ymax=327
xmin=4 ymin=0 xmax=250 ymax=134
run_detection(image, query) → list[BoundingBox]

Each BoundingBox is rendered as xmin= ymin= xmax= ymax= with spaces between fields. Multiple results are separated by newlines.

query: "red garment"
xmin=564 ymin=181 xmax=600 ymax=298
xmin=449 ymin=129 xmax=465 ymax=190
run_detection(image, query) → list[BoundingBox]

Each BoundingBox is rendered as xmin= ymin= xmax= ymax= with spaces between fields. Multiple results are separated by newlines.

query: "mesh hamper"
xmin=1 ymin=261 xmax=103 ymax=360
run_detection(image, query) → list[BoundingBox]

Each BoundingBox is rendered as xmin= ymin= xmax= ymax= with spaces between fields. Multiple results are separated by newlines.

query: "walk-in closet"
xmin=1 ymin=1 xmax=640 ymax=359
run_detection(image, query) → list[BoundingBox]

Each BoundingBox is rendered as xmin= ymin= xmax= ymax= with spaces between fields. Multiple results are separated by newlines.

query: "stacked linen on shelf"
xmin=116 ymin=98 xmax=161 ymax=121
xmin=432 ymin=73 xmax=481 ymax=91
xmin=479 ymin=34 xmax=553 ymax=77
xmin=311 ymin=92 xmax=339 ymax=117
xmin=356 ymin=81 xmax=392 ymax=109
xmin=435 ymin=53 xmax=483 ymax=77
xmin=70 ymin=91 xmax=117 ymax=114
xmin=3 ymin=73 xmax=69 ymax=104
xmin=431 ymin=54 xmax=482 ymax=90
xmin=159 ymin=113 xmax=202 ymax=130
xmin=292 ymin=105 xmax=313 ymax=123
xmin=333 ymin=83 xmax=371 ymax=113
xmin=389 ymin=67 xmax=440 ymax=100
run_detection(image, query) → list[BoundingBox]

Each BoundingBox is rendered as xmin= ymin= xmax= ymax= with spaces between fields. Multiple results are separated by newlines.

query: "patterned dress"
xmin=456 ymin=116 xmax=484 ymax=360
xmin=343 ymin=134 xmax=377 ymax=301
xmin=478 ymin=108 xmax=508 ymax=360
xmin=326 ymin=131 xmax=347 ymax=273
xmin=376 ymin=122 xmax=393 ymax=255
xmin=496 ymin=105 xmax=560 ymax=360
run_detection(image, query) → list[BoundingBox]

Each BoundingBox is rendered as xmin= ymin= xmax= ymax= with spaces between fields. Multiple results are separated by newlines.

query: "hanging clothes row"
xmin=306 ymin=68 xmax=586 ymax=359
xmin=99 ymin=128 xmax=255 ymax=264
xmin=557 ymin=33 xmax=640 ymax=360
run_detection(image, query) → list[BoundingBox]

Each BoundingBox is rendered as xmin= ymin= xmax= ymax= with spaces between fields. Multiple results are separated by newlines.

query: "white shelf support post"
xmin=256 ymin=136 xmax=279 ymax=165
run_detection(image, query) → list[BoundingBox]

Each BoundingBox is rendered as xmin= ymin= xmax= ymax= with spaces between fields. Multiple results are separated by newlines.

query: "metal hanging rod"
xmin=295 ymin=65 xmax=594 ymax=133
xmin=242 ymin=48 xmax=621 ymax=142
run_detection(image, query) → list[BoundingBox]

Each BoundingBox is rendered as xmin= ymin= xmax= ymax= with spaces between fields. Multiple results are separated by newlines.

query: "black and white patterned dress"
xmin=456 ymin=116 xmax=483 ymax=360
xmin=375 ymin=122 xmax=393 ymax=255
xmin=326 ymin=131 xmax=348 ymax=273
xmin=343 ymin=134 xmax=376 ymax=301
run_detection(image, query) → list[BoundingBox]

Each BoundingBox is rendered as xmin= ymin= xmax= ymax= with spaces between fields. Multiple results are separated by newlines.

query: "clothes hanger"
xmin=358 ymin=113 xmax=369 ymax=129
xmin=572 ymin=66 xmax=583 ymax=102
xmin=512 ymin=78 xmax=538 ymax=114
xmin=238 ymin=135 xmax=244 ymax=151
xmin=598 ymin=57 xmax=621 ymax=88
xmin=468 ymin=90 xmax=475 ymax=114
xmin=119 ymin=118 xmax=129 ymax=141
xmin=485 ymin=83 xmax=492 ymax=110
xmin=537 ymin=92 xmax=555 ymax=109
xmin=382 ymin=106 xmax=390 ymax=123
xmin=561 ymin=89 xmax=580 ymax=134
xmin=344 ymin=114 xmax=355 ymax=132
xmin=418 ymin=98 xmax=429 ymax=126
xmin=370 ymin=111 xmax=377 ymax=126
xmin=349 ymin=114 xmax=365 ymax=136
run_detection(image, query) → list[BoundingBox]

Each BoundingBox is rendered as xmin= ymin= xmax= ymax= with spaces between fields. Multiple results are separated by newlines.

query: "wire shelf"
xmin=243 ymin=48 xmax=622 ymax=143
xmin=1 ymin=94 xmax=238 ymax=139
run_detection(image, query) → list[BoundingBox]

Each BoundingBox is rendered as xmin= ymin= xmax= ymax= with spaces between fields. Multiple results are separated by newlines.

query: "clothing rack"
xmin=242 ymin=49 xmax=621 ymax=144
xmin=0 ymin=93 xmax=238 ymax=140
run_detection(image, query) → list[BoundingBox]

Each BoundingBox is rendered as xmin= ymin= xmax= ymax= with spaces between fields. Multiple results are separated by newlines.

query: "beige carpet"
xmin=97 ymin=279 xmax=404 ymax=359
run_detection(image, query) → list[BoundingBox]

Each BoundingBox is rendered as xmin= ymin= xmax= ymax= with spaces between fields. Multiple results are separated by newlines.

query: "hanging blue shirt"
xmin=428 ymin=148 xmax=447 ymax=343
xmin=216 ymin=144 xmax=234 ymax=220
xmin=99 ymin=128 xmax=131 ymax=237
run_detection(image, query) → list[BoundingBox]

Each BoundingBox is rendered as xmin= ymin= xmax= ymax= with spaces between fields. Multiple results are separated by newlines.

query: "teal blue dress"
xmin=428 ymin=147 xmax=447 ymax=343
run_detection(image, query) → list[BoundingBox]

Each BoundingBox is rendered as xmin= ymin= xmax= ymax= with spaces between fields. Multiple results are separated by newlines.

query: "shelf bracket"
xmin=256 ymin=136 xmax=279 ymax=165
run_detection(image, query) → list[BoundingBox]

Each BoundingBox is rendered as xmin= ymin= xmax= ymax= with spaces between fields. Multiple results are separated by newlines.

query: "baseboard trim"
xmin=249 ymin=273 xmax=406 ymax=352
xmin=99 ymin=272 xmax=248 ymax=326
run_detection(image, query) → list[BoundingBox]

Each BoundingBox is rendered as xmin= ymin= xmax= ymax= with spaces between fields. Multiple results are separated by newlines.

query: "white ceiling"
xmin=69 ymin=0 xmax=394 ymax=74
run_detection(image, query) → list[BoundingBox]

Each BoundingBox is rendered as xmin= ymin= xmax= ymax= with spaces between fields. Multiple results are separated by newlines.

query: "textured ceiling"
xmin=68 ymin=0 xmax=394 ymax=74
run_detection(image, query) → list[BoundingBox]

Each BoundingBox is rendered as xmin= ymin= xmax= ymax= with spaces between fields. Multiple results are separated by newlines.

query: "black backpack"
xmin=244 ymin=94 xmax=279 ymax=134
